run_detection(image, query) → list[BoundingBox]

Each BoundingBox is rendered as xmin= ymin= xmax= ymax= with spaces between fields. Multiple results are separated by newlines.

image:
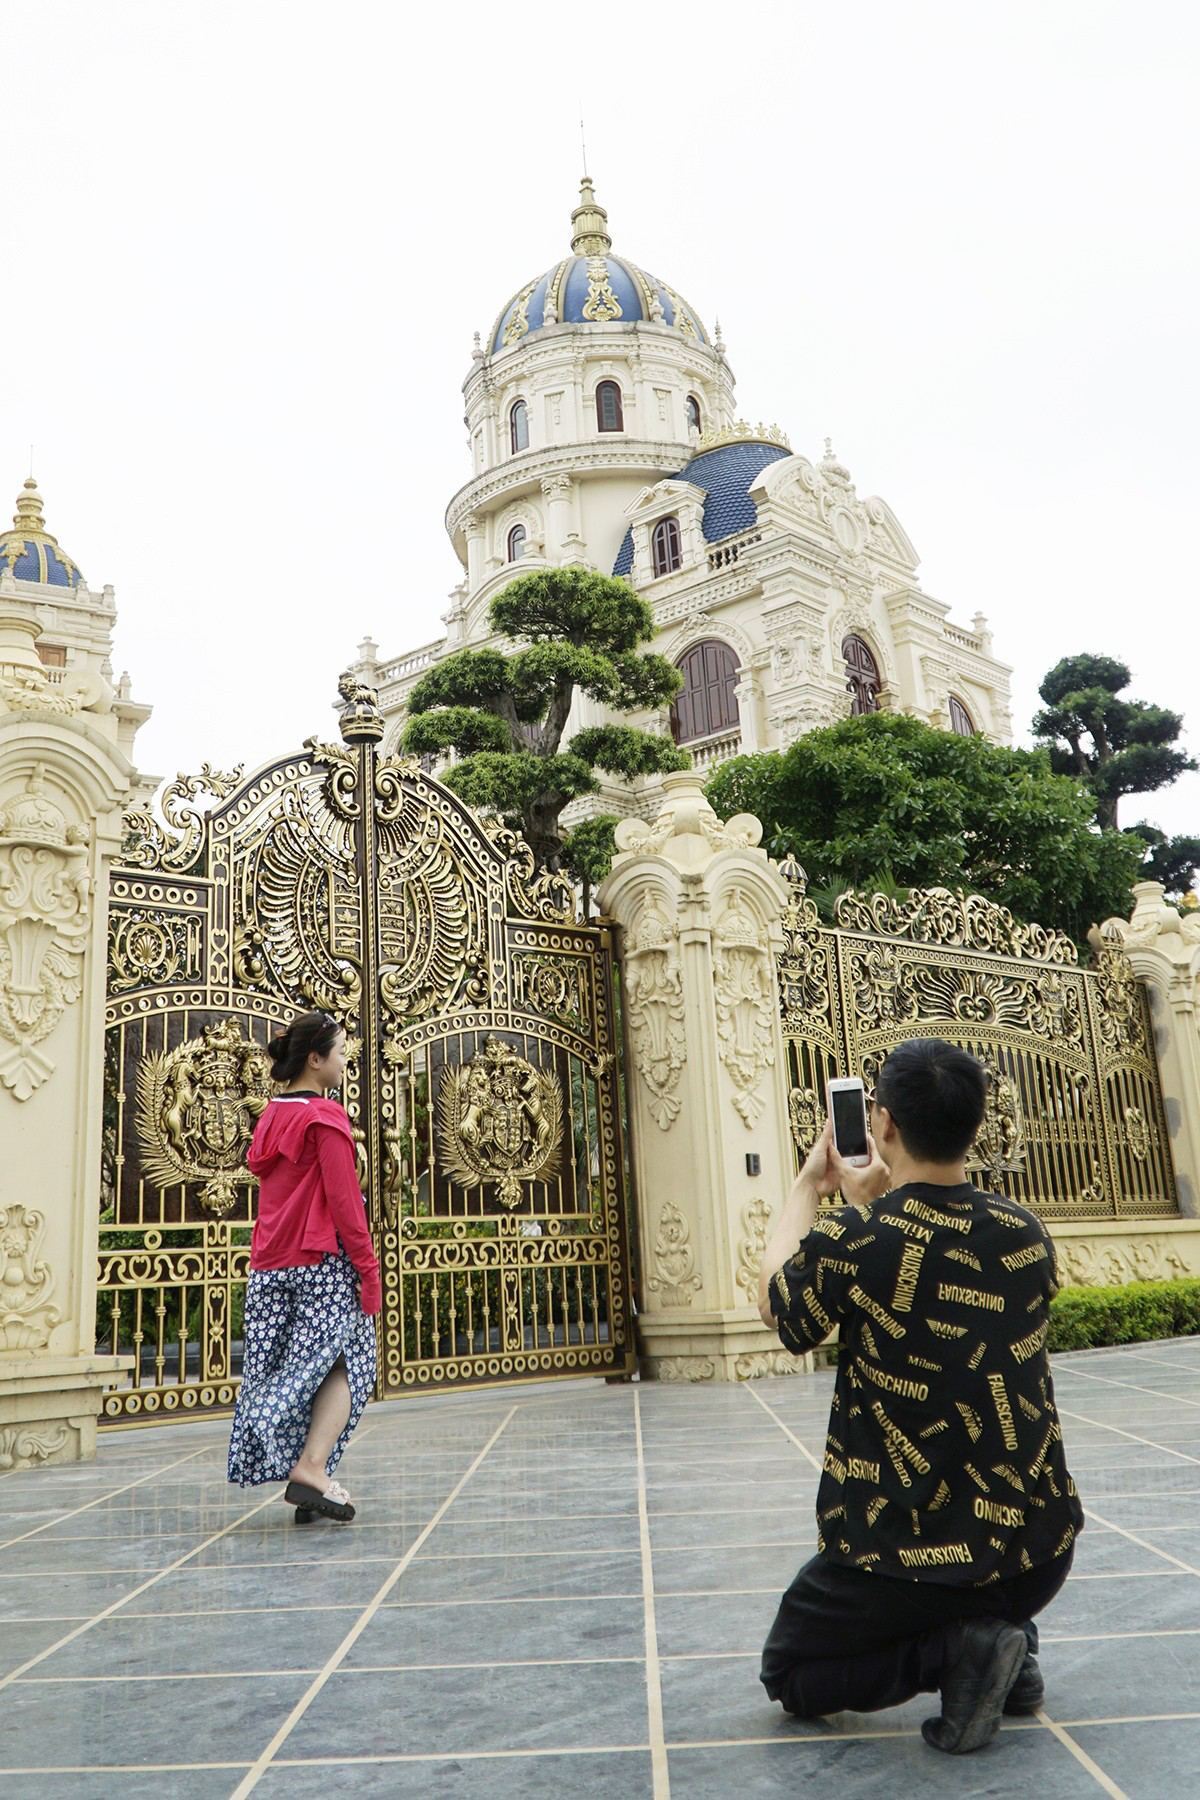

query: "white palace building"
xmin=347 ymin=178 xmax=1013 ymax=810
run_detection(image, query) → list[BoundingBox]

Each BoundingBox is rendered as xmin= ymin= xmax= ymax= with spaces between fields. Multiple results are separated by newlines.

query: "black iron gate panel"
xmin=777 ymin=861 xmax=1178 ymax=1222
xmin=100 ymin=682 xmax=634 ymax=1422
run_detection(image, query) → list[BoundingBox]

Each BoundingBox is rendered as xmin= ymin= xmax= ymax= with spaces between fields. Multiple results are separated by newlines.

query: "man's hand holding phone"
xmin=794 ymin=1118 xmax=890 ymax=1211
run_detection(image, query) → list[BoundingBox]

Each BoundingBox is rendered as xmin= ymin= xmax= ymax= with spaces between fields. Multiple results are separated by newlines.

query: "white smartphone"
xmin=827 ymin=1076 xmax=870 ymax=1167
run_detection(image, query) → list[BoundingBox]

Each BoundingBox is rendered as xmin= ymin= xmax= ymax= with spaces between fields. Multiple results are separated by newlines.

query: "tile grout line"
xmin=0 ymin=1441 xmax=216 ymax=1550
xmin=1034 ymin=1709 xmax=1133 ymax=1800
xmin=0 ymin=1480 xmax=285 ymax=1691
xmin=1056 ymin=1405 xmax=1200 ymax=1468
xmin=743 ymin=1381 xmax=822 ymax=1470
xmin=633 ymin=1386 xmax=671 ymax=1800
xmin=226 ymin=1405 xmax=519 ymax=1800
xmin=1079 ymin=1503 xmax=1200 ymax=1577
xmin=0 ymin=1426 xmax=374 ymax=1688
xmin=1057 ymin=1365 xmax=1200 ymax=1411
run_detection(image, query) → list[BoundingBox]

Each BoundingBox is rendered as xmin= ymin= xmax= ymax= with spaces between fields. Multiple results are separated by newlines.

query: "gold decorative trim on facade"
xmin=714 ymin=888 xmax=776 ymax=1128
xmin=437 ymin=1036 xmax=564 ymax=1209
xmin=0 ymin=767 xmax=91 ymax=1101
xmin=502 ymin=279 xmax=537 ymax=346
xmin=623 ymin=895 xmax=686 ymax=1129
xmin=581 ymin=258 xmax=623 ymax=323
xmin=695 ymin=419 xmax=791 ymax=454
xmin=135 ymin=1020 xmax=272 ymax=1217
xmin=647 ymin=1197 xmax=702 ymax=1305
xmin=736 ymin=1195 xmax=773 ymax=1302
xmin=0 ymin=1203 xmax=60 ymax=1349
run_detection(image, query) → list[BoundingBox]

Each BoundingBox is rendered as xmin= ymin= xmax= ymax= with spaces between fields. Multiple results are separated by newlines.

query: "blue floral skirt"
xmin=227 ymin=1250 xmax=377 ymax=1487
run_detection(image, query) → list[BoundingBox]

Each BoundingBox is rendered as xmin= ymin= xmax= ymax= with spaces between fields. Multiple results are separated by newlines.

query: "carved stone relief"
xmin=713 ymin=889 xmax=776 ymax=1128
xmin=647 ymin=1197 xmax=702 ymax=1305
xmin=733 ymin=1349 xmax=807 ymax=1379
xmin=0 ymin=766 xmax=92 ymax=1101
xmin=1055 ymin=1234 xmax=1192 ymax=1289
xmin=657 ymin=1356 xmax=716 ymax=1382
xmin=623 ymin=895 xmax=687 ymax=1129
xmin=0 ymin=1422 xmax=71 ymax=1470
xmin=736 ymin=1196 xmax=773 ymax=1303
xmin=0 ymin=1203 xmax=60 ymax=1349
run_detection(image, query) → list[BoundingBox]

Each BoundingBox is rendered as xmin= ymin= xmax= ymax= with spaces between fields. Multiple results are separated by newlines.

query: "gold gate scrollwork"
xmin=778 ymin=864 xmax=1178 ymax=1221
xmin=101 ymin=677 xmax=635 ymax=1422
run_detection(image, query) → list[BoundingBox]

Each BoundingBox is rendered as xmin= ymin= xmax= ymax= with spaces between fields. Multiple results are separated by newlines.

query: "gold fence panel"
xmin=777 ymin=862 xmax=1178 ymax=1221
xmin=100 ymin=682 xmax=635 ymax=1423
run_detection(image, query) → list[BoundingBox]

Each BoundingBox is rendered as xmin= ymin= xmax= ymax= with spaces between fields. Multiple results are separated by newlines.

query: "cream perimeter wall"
xmin=599 ymin=780 xmax=1200 ymax=1384
xmin=0 ymin=585 xmax=144 ymax=1467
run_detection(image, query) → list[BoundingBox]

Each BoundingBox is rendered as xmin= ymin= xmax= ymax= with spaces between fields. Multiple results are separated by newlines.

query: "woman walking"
xmin=228 ymin=1011 xmax=381 ymax=1522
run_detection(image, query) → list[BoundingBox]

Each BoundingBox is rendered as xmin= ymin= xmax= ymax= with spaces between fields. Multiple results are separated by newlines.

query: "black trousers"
xmin=760 ymin=1548 xmax=1072 ymax=1718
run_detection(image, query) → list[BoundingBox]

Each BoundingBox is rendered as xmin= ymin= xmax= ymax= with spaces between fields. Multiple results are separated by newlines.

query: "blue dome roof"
xmin=0 ymin=479 xmax=83 ymax=589
xmin=489 ymin=180 xmax=708 ymax=354
xmin=613 ymin=436 xmax=792 ymax=577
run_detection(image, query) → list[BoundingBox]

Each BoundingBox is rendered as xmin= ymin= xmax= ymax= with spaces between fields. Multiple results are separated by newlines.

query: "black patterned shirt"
xmin=768 ymin=1181 xmax=1083 ymax=1586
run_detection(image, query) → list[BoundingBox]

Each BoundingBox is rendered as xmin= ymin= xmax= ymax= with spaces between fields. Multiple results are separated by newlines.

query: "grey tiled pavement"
xmin=3 ymin=1341 xmax=1200 ymax=1798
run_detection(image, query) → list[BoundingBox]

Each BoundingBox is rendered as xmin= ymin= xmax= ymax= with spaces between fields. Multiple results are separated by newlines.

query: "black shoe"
xmin=1003 ymin=1651 xmax=1044 ymax=1715
xmin=922 ymin=1618 xmax=1027 ymax=1754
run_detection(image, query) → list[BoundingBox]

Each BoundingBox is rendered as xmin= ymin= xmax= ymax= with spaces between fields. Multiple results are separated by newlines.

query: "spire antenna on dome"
xmin=580 ymin=117 xmax=589 ymax=179
xmin=571 ymin=175 xmax=611 ymax=256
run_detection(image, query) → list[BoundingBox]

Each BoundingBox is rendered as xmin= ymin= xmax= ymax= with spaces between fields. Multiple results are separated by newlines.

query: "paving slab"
xmin=2 ymin=1338 xmax=1199 ymax=1797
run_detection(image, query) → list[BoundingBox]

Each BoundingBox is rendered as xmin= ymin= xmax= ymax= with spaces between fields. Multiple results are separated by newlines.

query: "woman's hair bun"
xmin=266 ymin=1011 xmax=340 ymax=1085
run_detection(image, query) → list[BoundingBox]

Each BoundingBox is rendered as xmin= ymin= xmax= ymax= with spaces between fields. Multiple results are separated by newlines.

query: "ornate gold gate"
xmin=778 ymin=861 xmax=1178 ymax=1220
xmin=100 ymin=680 xmax=634 ymax=1422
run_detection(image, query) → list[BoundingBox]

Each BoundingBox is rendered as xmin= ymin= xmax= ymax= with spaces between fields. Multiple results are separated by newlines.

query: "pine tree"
xmin=401 ymin=567 xmax=687 ymax=867
xmin=1033 ymin=654 xmax=1194 ymax=831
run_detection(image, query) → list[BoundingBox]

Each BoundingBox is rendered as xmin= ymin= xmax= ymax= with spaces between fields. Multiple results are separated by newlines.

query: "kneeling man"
xmin=758 ymin=1038 xmax=1082 ymax=1754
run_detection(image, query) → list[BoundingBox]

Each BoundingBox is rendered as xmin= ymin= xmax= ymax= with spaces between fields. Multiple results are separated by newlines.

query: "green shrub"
xmin=1048 ymin=1278 xmax=1200 ymax=1352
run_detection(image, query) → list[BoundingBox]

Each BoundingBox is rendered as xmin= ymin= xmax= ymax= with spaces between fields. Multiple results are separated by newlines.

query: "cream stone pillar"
xmin=598 ymin=771 xmax=800 ymax=1381
xmin=1088 ymin=883 xmax=1200 ymax=1252
xmin=0 ymin=597 xmax=138 ymax=1469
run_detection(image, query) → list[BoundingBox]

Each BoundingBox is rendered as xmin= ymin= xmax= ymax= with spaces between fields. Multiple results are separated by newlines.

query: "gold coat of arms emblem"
xmin=437 ymin=1036 xmax=563 ymax=1209
xmin=135 ymin=1019 xmax=273 ymax=1216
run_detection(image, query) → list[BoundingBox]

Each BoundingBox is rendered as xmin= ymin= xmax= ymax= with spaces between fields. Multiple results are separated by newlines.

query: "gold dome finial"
xmin=13 ymin=477 xmax=47 ymax=534
xmin=570 ymin=176 xmax=612 ymax=256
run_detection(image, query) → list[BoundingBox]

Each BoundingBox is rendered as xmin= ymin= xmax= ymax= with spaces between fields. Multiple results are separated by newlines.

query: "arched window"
xmin=842 ymin=634 xmax=881 ymax=715
xmin=669 ymin=639 xmax=740 ymax=744
xmin=596 ymin=380 xmax=623 ymax=433
xmin=949 ymin=694 xmax=976 ymax=737
xmin=510 ymin=399 xmax=529 ymax=454
xmin=651 ymin=516 xmax=682 ymax=577
xmin=507 ymin=524 xmax=527 ymax=562
xmin=686 ymin=394 xmax=702 ymax=433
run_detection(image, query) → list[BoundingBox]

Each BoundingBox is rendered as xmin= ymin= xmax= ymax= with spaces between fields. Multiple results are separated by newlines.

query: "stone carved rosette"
xmin=0 ymin=766 xmax=92 ymax=1102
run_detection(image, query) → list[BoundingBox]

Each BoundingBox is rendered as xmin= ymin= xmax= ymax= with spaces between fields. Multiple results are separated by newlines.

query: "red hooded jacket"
xmin=246 ymin=1095 xmax=381 ymax=1315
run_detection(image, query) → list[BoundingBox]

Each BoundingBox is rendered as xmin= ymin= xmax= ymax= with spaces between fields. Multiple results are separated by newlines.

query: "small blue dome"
xmin=489 ymin=180 xmax=708 ymax=354
xmin=0 ymin=479 xmax=83 ymax=589
xmin=613 ymin=435 xmax=792 ymax=577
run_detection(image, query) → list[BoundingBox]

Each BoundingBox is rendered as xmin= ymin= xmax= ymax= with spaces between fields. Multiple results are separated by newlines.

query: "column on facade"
xmin=597 ymin=771 xmax=802 ymax=1380
xmin=540 ymin=476 xmax=573 ymax=562
xmin=1093 ymin=883 xmax=1200 ymax=1239
xmin=0 ymin=595 xmax=140 ymax=1468
xmin=463 ymin=515 xmax=485 ymax=593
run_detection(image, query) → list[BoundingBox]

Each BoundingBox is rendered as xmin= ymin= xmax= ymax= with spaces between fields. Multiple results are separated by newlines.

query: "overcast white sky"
xmin=4 ymin=2 xmax=1197 ymax=849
